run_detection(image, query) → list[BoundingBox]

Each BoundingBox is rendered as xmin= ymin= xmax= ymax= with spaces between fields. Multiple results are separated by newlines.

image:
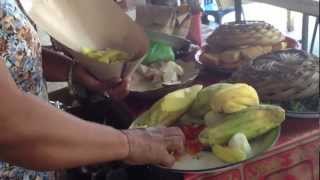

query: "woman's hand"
xmin=42 ymin=48 xmax=131 ymax=100
xmin=72 ymin=63 xmax=130 ymax=100
xmin=122 ymin=127 xmax=185 ymax=167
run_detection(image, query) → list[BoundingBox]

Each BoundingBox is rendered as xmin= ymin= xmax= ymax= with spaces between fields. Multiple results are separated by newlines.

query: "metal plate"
xmin=129 ymin=60 xmax=200 ymax=100
xmin=164 ymin=126 xmax=281 ymax=173
xmin=128 ymin=31 xmax=199 ymax=99
xmin=286 ymin=111 xmax=320 ymax=119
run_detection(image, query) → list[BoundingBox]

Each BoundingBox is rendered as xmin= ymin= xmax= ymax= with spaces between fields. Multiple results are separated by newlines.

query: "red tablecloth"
xmin=125 ymin=71 xmax=320 ymax=180
xmin=185 ymin=74 xmax=320 ymax=180
xmin=185 ymin=118 xmax=319 ymax=180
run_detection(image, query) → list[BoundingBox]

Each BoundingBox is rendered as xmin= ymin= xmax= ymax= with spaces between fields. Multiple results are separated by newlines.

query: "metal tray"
xmin=163 ymin=126 xmax=281 ymax=173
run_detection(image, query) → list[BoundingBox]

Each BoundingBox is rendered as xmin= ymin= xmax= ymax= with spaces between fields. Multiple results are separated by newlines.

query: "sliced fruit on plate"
xmin=199 ymin=105 xmax=285 ymax=146
xmin=190 ymin=83 xmax=232 ymax=117
xmin=131 ymin=85 xmax=203 ymax=128
xmin=212 ymin=145 xmax=247 ymax=163
xmin=210 ymin=83 xmax=260 ymax=114
xmin=161 ymin=85 xmax=203 ymax=112
xmin=228 ymin=133 xmax=252 ymax=156
xmin=190 ymin=83 xmax=260 ymax=117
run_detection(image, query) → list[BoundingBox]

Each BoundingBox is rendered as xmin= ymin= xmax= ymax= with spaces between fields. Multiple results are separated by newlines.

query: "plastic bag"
xmin=143 ymin=40 xmax=175 ymax=65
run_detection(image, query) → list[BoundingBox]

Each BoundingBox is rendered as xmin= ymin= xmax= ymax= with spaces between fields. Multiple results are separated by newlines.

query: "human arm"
xmin=0 ymin=59 xmax=129 ymax=170
xmin=0 ymin=59 xmax=184 ymax=170
xmin=0 ymin=2 xmax=183 ymax=170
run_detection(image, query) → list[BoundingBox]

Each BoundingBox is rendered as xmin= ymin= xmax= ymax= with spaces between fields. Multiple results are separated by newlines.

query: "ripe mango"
xmin=131 ymin=85 xmax=203 ymax=128
xmin=210 ymin=83 xmax=260 ymax=114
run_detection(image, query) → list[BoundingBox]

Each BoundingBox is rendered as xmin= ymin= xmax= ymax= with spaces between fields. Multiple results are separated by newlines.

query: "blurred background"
xmin=29 ymin=0 xmax=319 ymax=95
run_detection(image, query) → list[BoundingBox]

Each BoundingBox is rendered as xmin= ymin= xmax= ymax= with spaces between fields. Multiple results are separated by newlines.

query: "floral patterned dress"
xmin=0 ymin=0 xmax=52 ymax=179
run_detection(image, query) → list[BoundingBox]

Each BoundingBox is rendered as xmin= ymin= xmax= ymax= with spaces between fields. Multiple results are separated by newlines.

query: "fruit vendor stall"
xmin=25 ymin=0 xmax=319 ymax=179
xmin=49 ymin=50 xmax=319 ymax=180
xmin=50 ymin=51 xmax=319 ymax=180
xmin=125 ymin=68 xmax=320 ymax=180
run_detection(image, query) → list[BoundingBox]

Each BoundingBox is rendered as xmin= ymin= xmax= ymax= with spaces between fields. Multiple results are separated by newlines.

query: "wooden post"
xmin=302 ymin=14 xmax=309 ymax=51
xmin=235 ymin=0 xmax=242 ymax=22
xmin=287 ymin=10 xmax=294 ymax=32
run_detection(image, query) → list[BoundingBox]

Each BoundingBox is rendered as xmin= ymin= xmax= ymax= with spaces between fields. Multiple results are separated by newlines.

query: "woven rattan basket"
xmin=230 ymin=49 xmax=319 ymax=101
xmin=207 ymin=21 xmax=284 ymax=48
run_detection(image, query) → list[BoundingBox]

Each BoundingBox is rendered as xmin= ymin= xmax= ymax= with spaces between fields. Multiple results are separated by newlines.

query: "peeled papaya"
xmin=199 ymin=105 xmax=285 ymax=145
xmin=210 ymin=83 xmax=260 ymax=114
xmin=190 ymin=83 xmax=232 ymax=117
xmin=131 ymin=85 xmax=203 ymax=128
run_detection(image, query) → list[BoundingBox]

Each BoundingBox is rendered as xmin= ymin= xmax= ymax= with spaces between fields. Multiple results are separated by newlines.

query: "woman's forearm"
xmin=0 ymin=91 xmax=129 ymax=170
xmin=42 ymin=48 xmax=72 ymax=81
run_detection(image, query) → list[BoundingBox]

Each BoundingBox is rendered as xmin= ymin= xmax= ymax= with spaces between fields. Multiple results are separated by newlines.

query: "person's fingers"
xmin=73 ymin=64 xmax=112 ymax=94
xmin=159 ymin=151 xmax=176 ymax=167
xmin=108 ymin=80 xmax=129 ymax=100
xmin=122 ymin=79 xmax=130 ymax=90
xmin=78 ymin=71 xmax=107 ymax=93
xmin=165 ymin=136 xmax=185 ymax=155
xmin=157 ymin=127 xmax=186 ymax=138
xmin=148 ymin=127 xmax=185 ymax=156
xmin=124 ymin=77 xmax=131 ymax=83
xmin=122 ymin=128 xmax=182 ymax=166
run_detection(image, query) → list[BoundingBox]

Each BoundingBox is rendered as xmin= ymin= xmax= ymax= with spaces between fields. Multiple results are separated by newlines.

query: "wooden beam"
xmin=252 ymin=0 xmax=319 ymax=16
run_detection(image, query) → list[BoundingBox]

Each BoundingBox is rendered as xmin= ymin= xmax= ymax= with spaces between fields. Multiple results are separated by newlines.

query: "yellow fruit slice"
xmin=81 ymin=48 xmax=129 ymax=64
xmin=212 ymin=145 xmax=247 ymax=163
